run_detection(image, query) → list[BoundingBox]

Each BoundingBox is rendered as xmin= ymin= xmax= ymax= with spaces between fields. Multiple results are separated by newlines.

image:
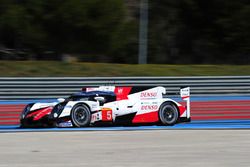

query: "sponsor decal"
xmin=141 ymin=105 xmax=158 ymax=111
xmin=91 ymin=112 xmax=101 ymax=122
xmin=114 ymin=87 xmax=132 ymax=101
xmin=180 ymin=87 xmax=190 ymax=97
xmin=140 ymin=92 xmax=157 ymax=98
xmin=58 ymin=121 xmax=73 ymax=127
xmin=117 ymin=88 xmax=123 ymax=94
xmin=91 ymin=114 xmax=96 ymax=121
xmin=101 ymin=108 xmax=113 ymax=121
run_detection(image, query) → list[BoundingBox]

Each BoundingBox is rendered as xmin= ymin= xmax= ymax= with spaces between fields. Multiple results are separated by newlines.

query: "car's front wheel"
xmin=71 ymin=104 xmax=91 ymax=127
xmin=159 ymin=102 xmax=179 ymax=125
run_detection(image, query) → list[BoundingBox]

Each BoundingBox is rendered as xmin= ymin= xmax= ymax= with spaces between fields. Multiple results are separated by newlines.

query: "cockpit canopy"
xmin=67 ymin=91 xmax=116 ymax=103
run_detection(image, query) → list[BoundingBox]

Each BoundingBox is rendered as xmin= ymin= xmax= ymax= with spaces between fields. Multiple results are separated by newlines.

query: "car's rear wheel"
xmin=159 ymin=102 xmax=179 ymax=125
xmin=71 ymin=104 xmax=91 ymax=127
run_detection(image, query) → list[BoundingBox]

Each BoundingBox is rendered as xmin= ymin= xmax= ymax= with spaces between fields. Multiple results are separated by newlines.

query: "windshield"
xmin=66 ymin=91 xmax=116 ymax=103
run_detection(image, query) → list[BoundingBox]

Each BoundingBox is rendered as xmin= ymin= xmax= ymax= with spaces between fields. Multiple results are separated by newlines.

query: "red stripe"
xmin=0 ymin=104 xmax=25 ymax=107
xmin=0 ymin=114 xmax=20 ymax=117
xmin=26 ymin=110 xmax=43 ymax=118
xmin=0 ymin=117 xmax=19 ymax=120
xmin=185 ymin=100 xmax=250 ymax=120
xmin=182 ymin=96 xmax=190 ymax=100
xmin=0 ymin=122 xmax=19 ymax=125
xmin=0 ymin=104 xmax=25 ymax=108
xmin=192 ymin=106 xmax=250 ymax=110
xmin=191 ymin=100 xmax=250 ymax=104
xmin=178 ymin=106 xmax=186 ymax=116
xmin=0 ymin=105 xmax=25 ymax=113
xmin=192 ymin=109 xmax=250 ymax=111
xmin=180 ymin=101 xmax=250 ymax=106
xmin=193 ymin=115 xmax=250 ymax=120
xmin=0 ymin=109 xmax=23 ymax=112
xmin=33 ymin=107 xmax=52 ymax=121
xmin=0 ymin=111 xmax=22 ymax=114
xmin=191 ymin=111 xmax=250 ymax=115
xmin=26 ymin=107 xmax=52 ymax=120
xmin=132 ymin=111 xmax=159 ymax=123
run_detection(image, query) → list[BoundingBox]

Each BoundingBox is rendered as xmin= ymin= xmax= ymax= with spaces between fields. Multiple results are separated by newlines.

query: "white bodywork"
xmin=30 ymin=102 xmax=58 ymax=111
xmin=57 ymin=86 xmax=191 ymax=123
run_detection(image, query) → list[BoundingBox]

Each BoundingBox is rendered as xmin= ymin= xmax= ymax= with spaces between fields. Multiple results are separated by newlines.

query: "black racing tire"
xmin=70 ymin=103 xmax=91 ymax=127
xmin=159 ymin=102 xmax=179 ymax=125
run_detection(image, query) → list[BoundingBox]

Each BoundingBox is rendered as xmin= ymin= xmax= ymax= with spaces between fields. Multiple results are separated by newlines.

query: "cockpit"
xmin=66 ymin=91 xmax=116 ymax=104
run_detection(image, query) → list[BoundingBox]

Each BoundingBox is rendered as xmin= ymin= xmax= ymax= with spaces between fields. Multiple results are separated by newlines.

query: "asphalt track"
xmin=0 ymin=130 xmax=250 ymax=167
xmin=1 ymin=120 xmax=250 ymax=133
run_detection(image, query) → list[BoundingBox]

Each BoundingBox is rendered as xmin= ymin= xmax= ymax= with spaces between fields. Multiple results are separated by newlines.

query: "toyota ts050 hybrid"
xmin=20 ymin=86 xmax=191 ymax=128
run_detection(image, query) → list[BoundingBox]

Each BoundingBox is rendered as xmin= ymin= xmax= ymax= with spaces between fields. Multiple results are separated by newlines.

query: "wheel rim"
xmin=73 ymin=106 xmax=88 ymax=124
xmin=161 ymin=105 xmax=177 ymax=124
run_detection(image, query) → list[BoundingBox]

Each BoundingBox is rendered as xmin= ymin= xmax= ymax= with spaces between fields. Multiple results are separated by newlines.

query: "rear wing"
xmin=180 ymin=87 xmax=190 ymax=119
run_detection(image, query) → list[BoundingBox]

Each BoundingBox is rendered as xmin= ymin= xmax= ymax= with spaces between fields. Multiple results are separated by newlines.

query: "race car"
xmin=20 ymin=86 xmax=191 ymax=128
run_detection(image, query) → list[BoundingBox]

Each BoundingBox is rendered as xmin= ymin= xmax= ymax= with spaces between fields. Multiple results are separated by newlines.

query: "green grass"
xmin=0 ymin=61 xmax=249 ymax=76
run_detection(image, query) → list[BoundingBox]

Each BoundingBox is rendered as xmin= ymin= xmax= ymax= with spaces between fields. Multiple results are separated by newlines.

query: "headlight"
xmin=50 ymin=102 xmax=67 ymax=119
xmin=20 ymin=103 xmax=34 ymax=119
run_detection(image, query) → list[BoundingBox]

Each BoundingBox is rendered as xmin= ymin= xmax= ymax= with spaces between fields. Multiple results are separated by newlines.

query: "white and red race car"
xmin=20 ymin=86 xmax=190 ymax=127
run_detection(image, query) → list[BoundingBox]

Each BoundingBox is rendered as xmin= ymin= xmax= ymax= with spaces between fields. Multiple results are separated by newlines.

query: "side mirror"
xmin=57 ymin=98 xmax=65 ymax=103
xmin=94 ymin=96 xmax=105 ymax=102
